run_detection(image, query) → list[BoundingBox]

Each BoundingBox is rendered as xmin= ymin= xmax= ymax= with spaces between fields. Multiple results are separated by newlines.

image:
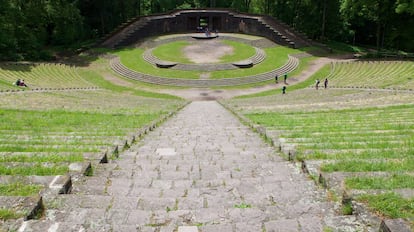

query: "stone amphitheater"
xmin=1 ymin=8 xmax=412 ymax=232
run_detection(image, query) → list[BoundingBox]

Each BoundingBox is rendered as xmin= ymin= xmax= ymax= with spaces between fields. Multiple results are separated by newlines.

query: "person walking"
xmin=324 ymin=78 xmax=328 ymax=89
xmin=275 ymin=74 xmax=278 ymax=84
xmin=315 ymin=79 xmax=320 ymax=90
xmin=284 ymin=73 xmax=288 ymax=84
xmin=282 ymin=86 xmax=286 ymax=94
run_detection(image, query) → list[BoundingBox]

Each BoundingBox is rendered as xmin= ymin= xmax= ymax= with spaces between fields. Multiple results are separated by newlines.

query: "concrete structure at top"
xmin=100 ymin=9 xmax=312 ymax=49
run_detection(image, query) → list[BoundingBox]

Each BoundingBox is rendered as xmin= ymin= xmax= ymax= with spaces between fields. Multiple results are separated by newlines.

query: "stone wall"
xmin=104 ymin=9 xmax=305 ymax=48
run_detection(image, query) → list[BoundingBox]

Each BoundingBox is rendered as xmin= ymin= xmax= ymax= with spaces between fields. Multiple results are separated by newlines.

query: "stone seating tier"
xmin=110 ymin=54 xmax=300 ymax=87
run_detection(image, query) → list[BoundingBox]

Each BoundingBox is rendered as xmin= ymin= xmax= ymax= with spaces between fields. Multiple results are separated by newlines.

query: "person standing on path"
xmin=275 ymin=74 xmax=278 ymax=84
xmin=284 ymin=73 xmax=288 ymax=84
xmin=315 ymin=79 xmax=320 ymax=90
xmin=282 ymin=86 xmax=286 ymax=94
xmin=324 ymin=78 xmax=328 ymax=89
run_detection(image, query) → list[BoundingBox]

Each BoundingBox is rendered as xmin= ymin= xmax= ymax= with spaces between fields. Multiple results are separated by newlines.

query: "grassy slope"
xmin=225 ymin=56 xmax=414 ymax=223
xmin=0 ymin=53 xmax=186 ymax=206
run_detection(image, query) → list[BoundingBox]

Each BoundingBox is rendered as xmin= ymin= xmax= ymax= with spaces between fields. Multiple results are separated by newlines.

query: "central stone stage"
xmin=190 ymin=34 xmax=219 ymax=40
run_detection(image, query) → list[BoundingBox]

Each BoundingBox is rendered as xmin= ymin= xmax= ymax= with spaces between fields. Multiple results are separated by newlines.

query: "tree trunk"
xmin=321 ymin=0 xmax=327 ymax=39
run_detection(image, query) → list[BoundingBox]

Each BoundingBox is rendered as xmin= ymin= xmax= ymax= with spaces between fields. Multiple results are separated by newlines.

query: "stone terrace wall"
xmin=101 ymin=9 xmax=311 ymax=49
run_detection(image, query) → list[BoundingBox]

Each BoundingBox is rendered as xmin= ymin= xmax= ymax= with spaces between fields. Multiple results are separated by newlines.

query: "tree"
xmin=396 ymin=0 xmax=414 ymax=14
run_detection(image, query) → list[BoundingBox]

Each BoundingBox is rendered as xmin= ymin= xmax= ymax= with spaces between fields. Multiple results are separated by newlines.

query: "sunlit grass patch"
xmin=210 ymin=46 xmax=299 ymax=79
xmin=151 ymin=40 xmax=256 ymax=64
xmin=0 ymin=153 xmax=84 ymax=163
xmin=327 ymin=61 xmax=414 ymax=90
xmin=114 ymin=45 xmax=300 ymax=80
xmin=0 ymin=63 xmax=95 ymax=90
xmin=0 ymin=209 xmax=25 ymax=220
xmin=0 ymin=182 xmax=43 ymax=196
xmin=321 ymin=159 xmax=414 ymax=172
xmin=346 ymin=174 xmax=414 ymax=189
xmin=115 ymin=48 xmax=202 ymax=79
xmin=152 ymin=41 xmax=192 ymax=63
xmin=220 ymin=40 xmax=256 ymax=63
xmin=0 ymin=164 xmax=69 ymax=176
xmin=358 ymin=192 xmax=414 ymax=219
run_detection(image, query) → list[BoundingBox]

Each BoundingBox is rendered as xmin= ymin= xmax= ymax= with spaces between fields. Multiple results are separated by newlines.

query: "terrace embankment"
xmin=17 ymin=101 xmax=373 ymax=231
xmin=224 ymin=87 xmax=414 ymax=231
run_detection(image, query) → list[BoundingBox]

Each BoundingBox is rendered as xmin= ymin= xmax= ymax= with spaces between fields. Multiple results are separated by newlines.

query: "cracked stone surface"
xmin=19 ymin=101 xmax=376 ymax=232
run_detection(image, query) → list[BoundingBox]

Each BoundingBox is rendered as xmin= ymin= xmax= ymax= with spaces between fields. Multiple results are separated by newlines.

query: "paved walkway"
xmin=23 ymin=101 xmax=367 ymax=232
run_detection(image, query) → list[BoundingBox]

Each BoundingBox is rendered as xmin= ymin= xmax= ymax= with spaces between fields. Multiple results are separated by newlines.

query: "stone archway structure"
xmin=101 ymin=9 xmax=312 ymax=49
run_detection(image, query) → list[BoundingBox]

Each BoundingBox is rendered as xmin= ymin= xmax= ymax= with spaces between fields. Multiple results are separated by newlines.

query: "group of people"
xmin=275 ymin=73 xmax=329 ymax=94
xmin=315 ymin=78 xmax=328 ymax=90
xmin=274 ymin=73 xmax=288 ymax=85
xmin=275 ymin=73 xmax=289 ymax=94
xmin=14 ymin=79 xmax=28 ymax=87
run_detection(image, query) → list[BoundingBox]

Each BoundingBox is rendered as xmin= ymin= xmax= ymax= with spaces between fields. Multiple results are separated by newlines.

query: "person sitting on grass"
xmin=14 ymin=79 xmax=21 ymax=86
xmin=19 ymin=79 xmax=28 ymax=87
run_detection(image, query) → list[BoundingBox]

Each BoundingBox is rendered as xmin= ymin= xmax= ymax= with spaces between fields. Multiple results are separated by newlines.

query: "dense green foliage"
xmin=1 ymin=0 xmax=413 ymax=61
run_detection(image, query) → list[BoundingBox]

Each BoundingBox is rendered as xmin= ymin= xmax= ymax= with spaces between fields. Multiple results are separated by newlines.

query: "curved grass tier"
xmin=0 ymin=63 xmax=96 ymax=91
xmin=325 ymin=61 xmax=414 ymax=90
xmin=111 ymin=54 xmax=299 ymax=87
xmin=115 ymin=33 xmax=302 ymax=84
xmin=112 ymin=44 xmax=304 ymax=87
xmin=224 ymin=81 xmax=414 ymax=226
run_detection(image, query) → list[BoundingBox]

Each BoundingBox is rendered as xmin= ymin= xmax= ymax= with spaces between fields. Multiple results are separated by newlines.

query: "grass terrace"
xmin=115 ymin=44 xmax=301 ymax=80
xmin=224 ymin=62 xmax=414 ymax=225
xmin=0 ymin=56 xmax=186 ymax=221
xmin=0 ymin=63 xmax=95 ymax=91
xmin=326 ymin=61 xmax=414 ymax=90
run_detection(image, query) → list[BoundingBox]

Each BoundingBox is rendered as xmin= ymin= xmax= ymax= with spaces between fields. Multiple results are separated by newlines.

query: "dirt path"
xmin=183 ymin=40 xmax=234 ymax=63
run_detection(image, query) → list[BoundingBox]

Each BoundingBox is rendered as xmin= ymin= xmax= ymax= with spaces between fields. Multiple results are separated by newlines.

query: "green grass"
xmin=79 ymin=67 xmax=182 ymax=99
xmin=152 ymin=41 xmax=192 ymax=63
xmin=326 ymin=61 xmax=414 ymax=89
xmin=346 ymin=174 xmax=414 ymax=189
xmin=0 ymin=108 xmax=158 ymax=133
xmin=0 ymin=63 xmax=95 ymax=90
xmin=321 ymin=159 xmax=414 ymax=172
xmin=358 ymin=192 xmax=414 ymax=219
xmin=234 ymin=202 xmax=252 ymax=209
xmin=115 ymin=46 xmax=300 ymax=80
xmin=0 ymin=209 xmax=25 ymax=220
xmin=342 ymin=201 xmax=353 ymax=215
xmin=0 ymin=183 xmax=43 ymax=196
xmin=238 ymin=100 xmax=414 ymax=222
xmin=115 ymin=48 xmax=202 ymax=79
xmin=151 ymin=40 xmax=256 ymax=64
xmin=0 ymin=154 xmax=84 ymax=163
xmin=0 ymin=108 xmax=160 ymax=156
xmin=210 ymin=46 xmax=299 ymax=79
xmin=219 ymin=40 xmax=256 ymax=63
xmin=0 ymin=164 xmax=69 ymax=175
xmin=235 ymin=56 xmax=321 ymax=98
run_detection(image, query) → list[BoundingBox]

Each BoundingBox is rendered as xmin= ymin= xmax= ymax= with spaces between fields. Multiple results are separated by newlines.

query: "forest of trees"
xmin=1 ymin=0 xmax=413 ymax=61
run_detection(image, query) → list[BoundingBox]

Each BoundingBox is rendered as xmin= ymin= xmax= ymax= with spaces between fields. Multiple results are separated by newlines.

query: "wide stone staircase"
xmin=16 ymin=101 xmax=375 ymax=232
